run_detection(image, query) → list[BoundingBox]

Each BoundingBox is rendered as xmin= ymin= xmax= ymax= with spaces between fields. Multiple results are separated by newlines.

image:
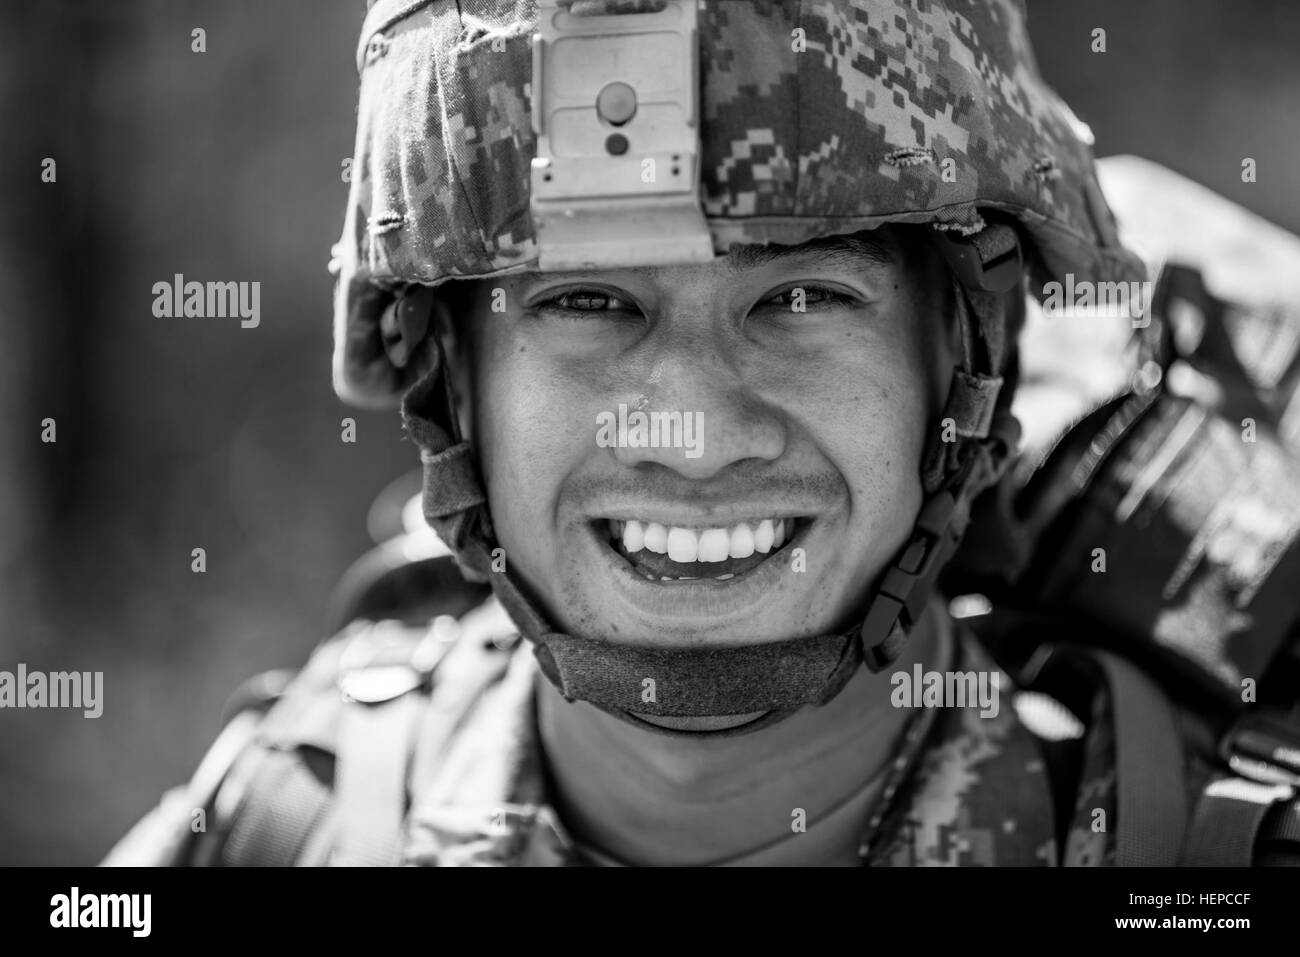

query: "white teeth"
xmin=666 ymin=527 xmax=698 ymax=563
xmin=643 ymin=522 xmax=668 ymax=554
xmin=715 ymin=573 xmax=734 ymax=581
xmin=698 ymin=528 xmax=730 ymax=563
xmin=729 ymin=523 xmax=755 ymax=559
xmin=612 ymin=517 xmax=799 ymax=565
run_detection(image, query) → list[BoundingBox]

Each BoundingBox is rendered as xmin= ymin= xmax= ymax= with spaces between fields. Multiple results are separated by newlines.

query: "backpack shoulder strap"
xmin=1022 ymin=643 xmax=1188 ymax=866
xmin=210 ymin=741 xmax=335 ymax=866
xmin=1088 ymin=649 xmax=1189 ymax=866
xmin=212 ymin=616 xmax=457 ymax=866
xmin=214 ymin=599 xmax=523 ymax=867
xmin=1028 ymin=639 xmax=1300 ymax=866
xmin=328 ymin=616 xmax=454 ymax=866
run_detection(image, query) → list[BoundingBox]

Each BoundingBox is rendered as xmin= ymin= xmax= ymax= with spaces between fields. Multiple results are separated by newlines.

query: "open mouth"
xmin=601 ymin=517 xmax=810 ymax=582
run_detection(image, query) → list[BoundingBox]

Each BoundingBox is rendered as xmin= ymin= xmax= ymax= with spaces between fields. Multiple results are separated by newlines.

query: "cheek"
xmin=474 ymin=334 xmax=545 ymax=549
xmin=805 ymin=317 xmax=934 ymax=584
xmin=831 ymin=356 xmax=928 ymax=512
xmin=470 ymin=323 xmax=591 ymax=574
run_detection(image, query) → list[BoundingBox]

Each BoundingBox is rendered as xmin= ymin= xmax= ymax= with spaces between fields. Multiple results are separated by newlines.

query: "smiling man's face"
xmin=449 ymin=226 xmax=959 ymax=648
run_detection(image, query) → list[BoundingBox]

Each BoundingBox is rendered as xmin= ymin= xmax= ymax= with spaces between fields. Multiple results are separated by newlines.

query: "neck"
xmin=536 ymin=602 xmax=945 ymax=866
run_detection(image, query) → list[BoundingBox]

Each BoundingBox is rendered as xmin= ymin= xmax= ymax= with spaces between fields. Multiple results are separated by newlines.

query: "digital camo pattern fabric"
xmin=102 ymin=596 xmax=1119 ymax=866
xmin=863 ymin=631 xmax=1065 ymax=866
xmin=1060 ymin=678 xmax=1118 ymax=867
xmin=388 ymin=604 xmax=1099 ymax=866
xmin=334 ymin=0 xmax=1143 ymax=403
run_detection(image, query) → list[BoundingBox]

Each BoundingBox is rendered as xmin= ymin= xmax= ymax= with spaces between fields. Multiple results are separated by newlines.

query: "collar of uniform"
xmin=862 ymin=623 xmax=1062 ymax=866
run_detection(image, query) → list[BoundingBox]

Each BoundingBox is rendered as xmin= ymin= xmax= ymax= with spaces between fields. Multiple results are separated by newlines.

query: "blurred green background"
xmin=1 ymin=0 xmax=1297 ymax=865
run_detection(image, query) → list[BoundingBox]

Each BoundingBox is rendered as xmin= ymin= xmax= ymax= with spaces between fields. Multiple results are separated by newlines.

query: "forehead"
xmin=504 ymin=229 xmax=904 ymax=289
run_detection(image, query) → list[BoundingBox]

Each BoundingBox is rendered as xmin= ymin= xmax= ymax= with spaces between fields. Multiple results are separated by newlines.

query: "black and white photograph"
xmin=3 ymin=0 xmax=1300 ymax=928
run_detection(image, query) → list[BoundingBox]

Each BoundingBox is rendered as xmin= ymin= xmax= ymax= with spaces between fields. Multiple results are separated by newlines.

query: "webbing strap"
xmin=918 ymin=273 xmax=1017 ymax=496
xmin=356 ymin=0 xmax=441 ymax=71
xmin=420 ymin=443 xmax=487 ymax=516
xmin=1182 ymin=778 xmax=1295 ymax=866
xmin=1263 ymin=798 xmax=1300 ymax=844
xmin=943 ymin=369 xmax=1003 ymax=439
xmin=968 ymin=285 xmax=1013 ymax=379
xmin=331 ymin=694 xmax=421 ymax=866
xmin=294 ymin=803 xmax=341 ymax=867
xmin=534 ymin=627 xmax=861 ymax=716
xmin=472 ymin=538 xmax=553 ymax=638
xmin=932 ymin=223 xmax=1023 ymax=349
xmin=969 ymin=221 xmax=1019 ymax=267
xmin=1092 ymin=650 xmax=1188 ymax=866
xmin=221 ymin=748 xmax=333 ymax=867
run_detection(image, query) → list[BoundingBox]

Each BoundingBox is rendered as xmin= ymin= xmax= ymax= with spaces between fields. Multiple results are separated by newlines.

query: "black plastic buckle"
xmin=859 ymin=491 xmax=961 ymax=671
xmin=1220 ymin=713 xmax=1300 ymax=788
xmin=933 ymin=225 xmax=1023 ymax=293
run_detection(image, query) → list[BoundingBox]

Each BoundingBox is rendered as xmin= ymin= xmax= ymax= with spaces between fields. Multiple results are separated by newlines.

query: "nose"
xmin=608 ymin=333 xmax=787 ymax=480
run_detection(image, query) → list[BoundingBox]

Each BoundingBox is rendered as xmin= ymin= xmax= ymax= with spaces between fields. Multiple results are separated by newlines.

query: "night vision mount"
xmin=530 ymin=0 xmax=714 ymax=271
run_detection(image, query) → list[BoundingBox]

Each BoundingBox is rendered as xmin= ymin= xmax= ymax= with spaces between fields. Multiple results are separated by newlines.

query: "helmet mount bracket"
xmin=530 ymin=0 xmax=714 ymax=271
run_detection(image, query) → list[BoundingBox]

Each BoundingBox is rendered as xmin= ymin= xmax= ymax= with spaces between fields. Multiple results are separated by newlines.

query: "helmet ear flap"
xmin=399 ymin=314 xmax=496 ymax=584
xmin=334 ymin=279 xmax=401 ymax=409
xmin=334 ymin=280 xmax=443 ymax=409
xmin=399 ymin=308 xmax=455 ymax=455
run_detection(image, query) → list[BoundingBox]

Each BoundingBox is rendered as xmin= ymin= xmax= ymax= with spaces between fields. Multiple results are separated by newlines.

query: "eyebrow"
xmin=516 ymin=232 xmax=897 ymax=287
xmin=724 ymin=232 xmax=897 ymax=274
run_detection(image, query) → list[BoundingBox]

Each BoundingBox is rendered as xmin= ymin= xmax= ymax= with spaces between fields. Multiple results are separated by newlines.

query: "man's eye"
xmin=761 ymin=286 xmax=855 ymax=310
xmin=537 ymin=289 xmax=633 ymax=313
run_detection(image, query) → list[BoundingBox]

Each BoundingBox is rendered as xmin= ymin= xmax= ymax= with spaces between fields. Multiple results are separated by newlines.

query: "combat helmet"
xmin=328 ymin=0 xmax=1145 ymax=732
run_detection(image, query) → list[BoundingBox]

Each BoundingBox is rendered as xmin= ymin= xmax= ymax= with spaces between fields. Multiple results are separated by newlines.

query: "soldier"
xmin=105 ymin=0 xmax=1300 ymax=866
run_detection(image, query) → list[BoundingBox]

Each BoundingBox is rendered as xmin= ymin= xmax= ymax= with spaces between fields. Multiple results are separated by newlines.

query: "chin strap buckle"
xmin=859 ymin=490 xmax=964 ymax=672
xmin=933 ymin=223 xmax=1023 ymax=293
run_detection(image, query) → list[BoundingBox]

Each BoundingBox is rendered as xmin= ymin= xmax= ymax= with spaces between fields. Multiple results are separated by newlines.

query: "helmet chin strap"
xmin=398 ymin=253 xmax=1021 ymax=735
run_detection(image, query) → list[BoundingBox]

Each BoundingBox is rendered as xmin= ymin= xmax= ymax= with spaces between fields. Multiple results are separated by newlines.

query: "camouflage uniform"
xmin=107 ymin=586 xmax=1124 ymax=867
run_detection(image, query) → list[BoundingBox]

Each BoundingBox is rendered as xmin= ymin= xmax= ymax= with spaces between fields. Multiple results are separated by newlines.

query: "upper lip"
xmin=592 ymin=509 xmax=813 ymax=529
xmin=586 ymin=492 xmax=831 ymax=529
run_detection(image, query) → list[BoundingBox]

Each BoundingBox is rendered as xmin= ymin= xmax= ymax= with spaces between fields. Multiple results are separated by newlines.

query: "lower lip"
xmin=631 ymin=710 xmax=772 ymax=732
xmin=585 ymin=520 xmax=812 ymax=630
